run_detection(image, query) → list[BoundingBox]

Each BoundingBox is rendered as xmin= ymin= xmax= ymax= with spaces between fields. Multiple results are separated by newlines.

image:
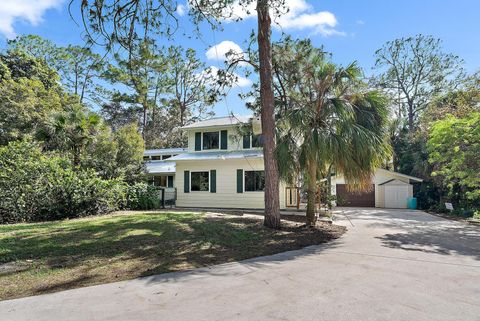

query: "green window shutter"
xmin=210 ymin=170 xmax=216 ymax=193
xmin=167 ymin=176 xmax=174 ymax=188
xmin=184 ymin=171 xmax=190 ymax=193
xmin=194 ymin=132 xmax=201 ymax=151
xmin=237 ymin=169 xmax=243 ymax=193
xmin=243 ymin=135 xmax=251 ymax=149
xmin=220 ymin=130 xmax=228 ymax=150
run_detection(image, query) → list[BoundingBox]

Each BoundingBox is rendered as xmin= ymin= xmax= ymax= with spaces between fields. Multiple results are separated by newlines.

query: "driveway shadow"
xmin=376 ymin=224 xmax=480 ymax=260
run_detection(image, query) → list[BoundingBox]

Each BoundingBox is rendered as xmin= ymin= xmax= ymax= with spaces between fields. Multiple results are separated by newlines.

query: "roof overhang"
xmin=145 ymin=161 xmax=176 ymax=174
xmin=169 ymin=150 xmax=263 ymax=161
xmin=376 ymin=168 xmax=423 ymax=182
xmin=331 ymin=168 xmax=423 ymax=183
xmin=180 ymin=115 xmax=253 ymax=130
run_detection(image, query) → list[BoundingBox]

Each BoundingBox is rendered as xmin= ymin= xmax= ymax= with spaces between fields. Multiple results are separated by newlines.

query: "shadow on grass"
xmin=0 ymin=212 xmax=345 ymax=299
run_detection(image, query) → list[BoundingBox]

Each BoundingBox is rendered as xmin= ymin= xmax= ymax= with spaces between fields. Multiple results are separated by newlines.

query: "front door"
xmin=286 ymin=187 xmax=300 ymax=208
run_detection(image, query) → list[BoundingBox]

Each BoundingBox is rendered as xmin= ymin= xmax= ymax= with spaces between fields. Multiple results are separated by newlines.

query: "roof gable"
xmin=378 ymin=179 xmax=411 ymax=186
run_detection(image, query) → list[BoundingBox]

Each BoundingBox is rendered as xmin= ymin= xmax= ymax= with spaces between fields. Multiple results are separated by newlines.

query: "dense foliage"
xmin=427 ymin=113 xmax=480 ymax=209
xmin=0 ymin=141 xmax=127 ymax=223
xmin=0 ymin=36 xmax=159 ymax=224
xmin=372 ymin=35 xmax=479 ymax=216
xmin=126 ymin=183 xmax=165 ymax=210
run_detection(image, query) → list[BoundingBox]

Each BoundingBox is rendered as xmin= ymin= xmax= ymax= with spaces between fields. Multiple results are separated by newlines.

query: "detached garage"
xmin=332 ymin=168 xmax=423 ymax=209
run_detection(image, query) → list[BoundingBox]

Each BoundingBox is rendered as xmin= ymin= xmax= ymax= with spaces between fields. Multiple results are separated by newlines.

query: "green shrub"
xmin=0 ymin=140 xmax=127 ymax=223
xmin=126 ymin=183 xmax=163 ymax=210
xmin=473 ymin=211 xmax=480 ymax=220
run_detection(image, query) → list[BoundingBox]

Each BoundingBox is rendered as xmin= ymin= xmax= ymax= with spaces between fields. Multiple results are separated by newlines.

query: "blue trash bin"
xmin=407 ymin=197 xmax=417 ymax=209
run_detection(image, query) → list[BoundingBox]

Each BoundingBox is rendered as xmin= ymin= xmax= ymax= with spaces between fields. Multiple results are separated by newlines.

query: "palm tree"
xmin=38 ymin=104 xmax=102 ymax=166
xmin=275 ymin=43 xmax=390 ymax=226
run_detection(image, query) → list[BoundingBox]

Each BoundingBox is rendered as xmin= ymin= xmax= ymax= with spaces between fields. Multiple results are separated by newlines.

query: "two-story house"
xmin=151 ymin=115 xmax=290 ymax=209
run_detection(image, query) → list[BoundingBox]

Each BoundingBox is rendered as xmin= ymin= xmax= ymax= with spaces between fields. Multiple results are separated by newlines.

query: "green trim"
xmin=184 ymin=171 xmax=190 ymax=193
xmin=237 ymin=169 xmax=243 ymax=193
xmin=210 ymin=170 xmax=216 ymax=193
xmin=220 ymin=130 xmax=228 ymax=150
xmin=194 ymin=132 xmax=201 ymax=151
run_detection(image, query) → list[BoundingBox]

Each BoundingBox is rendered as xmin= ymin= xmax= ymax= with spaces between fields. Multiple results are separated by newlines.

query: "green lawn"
xmin=0 ymin=211 xmax=345 ymax=300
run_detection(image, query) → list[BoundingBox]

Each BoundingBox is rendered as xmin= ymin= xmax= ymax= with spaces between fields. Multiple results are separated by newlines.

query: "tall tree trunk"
xmin=142 ymin=100 xmax=148 ymax=141
xmin=180 ymin=104 xmax=185 ymax=127
xmin=306 ymin=160 xmax=317 ymax=227
xmin=408 ymin=102 xmax=414 ymax=132
xmin=257 ymin=0 xmax=281 ymax=229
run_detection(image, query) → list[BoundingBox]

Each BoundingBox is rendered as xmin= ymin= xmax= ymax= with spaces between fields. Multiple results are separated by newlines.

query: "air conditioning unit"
xmin=252 ymin=116 xmax=262 ymax=135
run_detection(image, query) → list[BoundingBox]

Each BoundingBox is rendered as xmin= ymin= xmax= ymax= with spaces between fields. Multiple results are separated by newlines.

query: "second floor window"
xmin=243 ymin=133 xmax=264 ymax=149
xmin=252 ymin=134 xmax=264 ymax=148
xmin=203 ymin=131 xmax=219 ymax=150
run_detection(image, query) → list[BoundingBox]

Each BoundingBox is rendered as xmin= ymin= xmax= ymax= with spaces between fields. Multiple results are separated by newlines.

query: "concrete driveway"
xmin=1 ymin=208 xmax=479 ymax=321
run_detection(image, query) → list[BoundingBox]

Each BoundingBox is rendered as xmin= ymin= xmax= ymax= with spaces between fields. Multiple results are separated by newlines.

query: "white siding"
xmin=176 ymin=158 xmax=287 ymax=209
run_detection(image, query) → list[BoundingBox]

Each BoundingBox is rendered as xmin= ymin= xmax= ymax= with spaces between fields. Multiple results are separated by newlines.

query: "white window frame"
xmin=190 ymin=170 xmax=210 ymax=192
xmin=244 ymin=170 xmax=265 ymax=192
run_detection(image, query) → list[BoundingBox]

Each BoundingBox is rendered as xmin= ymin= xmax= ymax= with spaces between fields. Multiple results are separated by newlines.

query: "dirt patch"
xmin=0 ymin=211 xmax=345 ymax=300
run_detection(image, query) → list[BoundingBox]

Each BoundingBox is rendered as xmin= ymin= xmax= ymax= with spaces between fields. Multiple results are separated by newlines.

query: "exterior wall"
xmin=331 ymin=169 xmax=413 ymax=208
xmin=176 ymin=158 xmax=286 ymax=209
xmin=186 ymin=126 xmax=259 ymax=153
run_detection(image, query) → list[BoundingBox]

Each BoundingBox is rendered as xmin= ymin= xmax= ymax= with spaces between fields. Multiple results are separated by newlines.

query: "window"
xmin=245 ymin=171 xmax=265 ymax=192
xmin=143 ymin=156 xmax=150 ymax=161
xmin=252 ymin=134 xmax=264 ymax=148
xmin=149 ymin=176 xmax=167 ymax=187
xmin=243 ymin=133 xmax=264 ymax=149
xmin=162 ymin=155 xmax=171 ymax=160
xmin=203 ymin=132 xmax=219 ymax=150
xmin=151 ymin=155 xmax=162 ymax=161
xmin=191 ymin=171 xmax=209 ymax=191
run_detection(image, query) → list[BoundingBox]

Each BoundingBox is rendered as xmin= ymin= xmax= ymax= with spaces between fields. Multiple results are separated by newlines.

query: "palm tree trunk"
xmin=257 ymin=0 xmax=281 ymax=229
xmin=306 ymin=160 xmax=318 ymax=227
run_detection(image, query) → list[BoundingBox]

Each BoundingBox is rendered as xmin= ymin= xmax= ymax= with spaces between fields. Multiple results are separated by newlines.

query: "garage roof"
xmin=376 ymin=169 xmax=423 ymax=182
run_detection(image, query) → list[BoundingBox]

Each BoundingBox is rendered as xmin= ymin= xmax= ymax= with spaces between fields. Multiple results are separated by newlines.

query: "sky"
xmin=1 ymin=0 xmax=479 ymax=116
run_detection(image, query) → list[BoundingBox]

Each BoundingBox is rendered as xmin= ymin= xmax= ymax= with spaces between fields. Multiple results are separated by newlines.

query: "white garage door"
xmin=384 ymin=185 xmax=409 ymax=208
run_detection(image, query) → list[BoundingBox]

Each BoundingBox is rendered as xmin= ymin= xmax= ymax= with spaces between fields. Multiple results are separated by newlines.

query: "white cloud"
xmin=356 ymin=19 xmax=365 ymax=25
xmin=217 ymin=0 xmax=344 ymax=37
xmin=205 ymin=66 xmax=252 ymax=88
xmin=206 ymin=40 xmax=247 ymax=66
xmin=176 ymin=4 xmax=186 ymax=16
xmin=0 ymin=0 xmax=64 ymax=38
xmin=234 ymin=73 xmax=253 ymax=87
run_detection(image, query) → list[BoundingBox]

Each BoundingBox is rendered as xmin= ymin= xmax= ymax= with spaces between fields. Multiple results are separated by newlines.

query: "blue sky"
xmin=1 ymin=0 xmax=479 ymax=116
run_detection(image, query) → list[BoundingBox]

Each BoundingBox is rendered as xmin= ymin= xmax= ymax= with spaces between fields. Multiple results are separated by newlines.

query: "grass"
xmin=0 ymin=211 xmax=345 ymax=300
